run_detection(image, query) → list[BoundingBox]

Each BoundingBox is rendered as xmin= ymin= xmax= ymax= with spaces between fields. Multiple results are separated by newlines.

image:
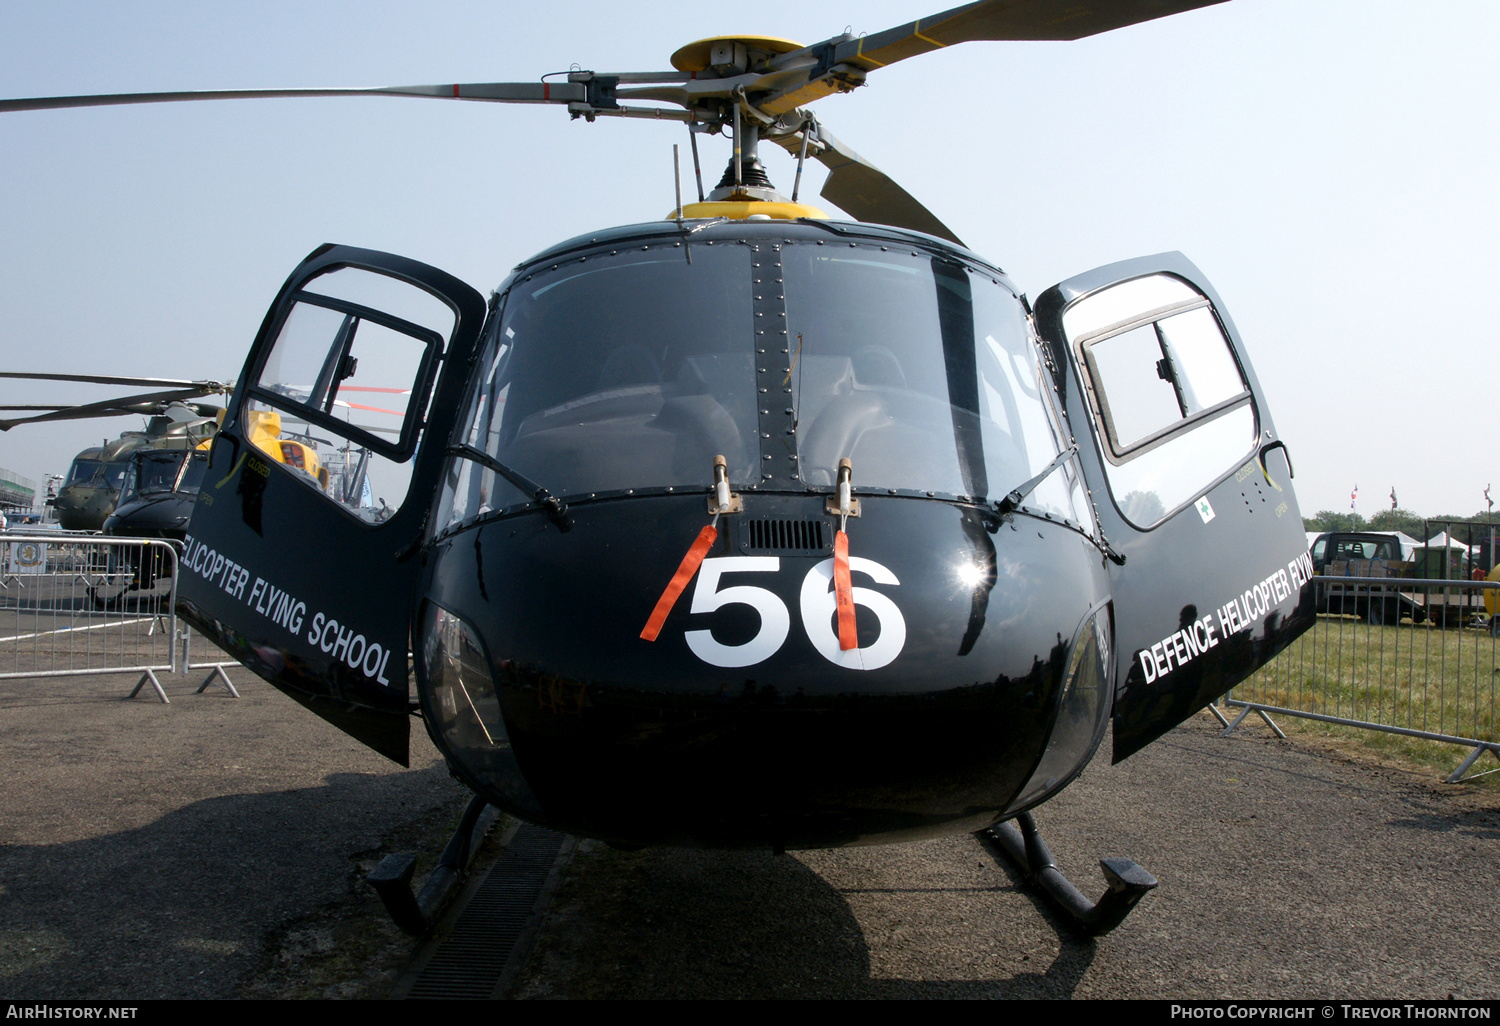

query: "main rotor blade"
xmin=279 ymin=414 xmax=400 ymax=437
xmin=0 ymin=82 xmax=586 ymax=115
xmin=0 ymin=371 xmax=227 ymax=390
xmin=333 ymin=400 xmax=408 ymax=418
xmin=776 ymin=126 xmax=964 ymax=246
xmin=835 ymin=0 xmax=1227 ymax=70
xmin=0 ymin=388 xmax=219 ymax=431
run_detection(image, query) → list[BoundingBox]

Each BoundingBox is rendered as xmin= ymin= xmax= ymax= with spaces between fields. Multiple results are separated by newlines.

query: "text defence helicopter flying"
xmin=4 ymin=0 xmax=1318 ymax=935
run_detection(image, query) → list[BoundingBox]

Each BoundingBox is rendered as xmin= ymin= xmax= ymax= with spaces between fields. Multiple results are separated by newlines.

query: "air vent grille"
xmin=744 ymin=518 xmax=827 ymax=551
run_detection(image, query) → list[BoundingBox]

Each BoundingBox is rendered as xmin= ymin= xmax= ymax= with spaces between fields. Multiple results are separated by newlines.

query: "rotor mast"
xmin=710 ymin=116 xmax=785 ymax=203
xmin=667 ymin=36 xmax=814 ymax=213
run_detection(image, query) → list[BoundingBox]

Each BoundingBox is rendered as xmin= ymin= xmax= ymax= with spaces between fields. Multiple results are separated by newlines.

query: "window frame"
xmin=1074 ymin=295 xmax=1256 ymax=466
xmin=245 ymin=288 xmax=444 ymax=463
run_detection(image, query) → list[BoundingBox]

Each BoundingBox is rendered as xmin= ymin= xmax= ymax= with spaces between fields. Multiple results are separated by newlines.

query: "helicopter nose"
xmin=417 ymin=494 xmax=1112 ymax=849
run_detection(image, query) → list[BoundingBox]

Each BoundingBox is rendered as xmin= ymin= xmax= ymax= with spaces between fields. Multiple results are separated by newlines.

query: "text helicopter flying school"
xmin=3 ymin=0 xmax=1319 ymax=935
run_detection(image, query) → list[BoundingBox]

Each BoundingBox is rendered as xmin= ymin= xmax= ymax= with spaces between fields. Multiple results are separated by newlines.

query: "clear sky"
xmin=1 ymin=0 xmax=1495 ymax=519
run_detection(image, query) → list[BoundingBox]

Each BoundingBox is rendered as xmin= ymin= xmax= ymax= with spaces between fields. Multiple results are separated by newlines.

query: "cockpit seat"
xmin=851 ymin=345 xmax=907 ymax=389
xmin=597 ymin=345 xmax=662 ymax=390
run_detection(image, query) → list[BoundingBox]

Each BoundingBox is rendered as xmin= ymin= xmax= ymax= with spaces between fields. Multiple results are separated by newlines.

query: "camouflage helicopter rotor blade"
xmin=0 ymin=371 xmax=228 ymax=391
xmin=0 ymin=388 xmax=221 ymax=431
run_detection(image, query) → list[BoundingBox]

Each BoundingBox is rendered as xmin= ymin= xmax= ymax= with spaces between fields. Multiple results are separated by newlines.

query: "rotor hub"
xmin=669 ymin=35 xmax=804 ymax=76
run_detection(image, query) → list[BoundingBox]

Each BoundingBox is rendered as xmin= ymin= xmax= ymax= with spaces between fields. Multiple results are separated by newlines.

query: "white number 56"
xmin=683 ymin=556 xmax=906 ymax=671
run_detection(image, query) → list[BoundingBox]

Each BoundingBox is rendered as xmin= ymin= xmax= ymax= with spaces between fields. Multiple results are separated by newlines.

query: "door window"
xmin=244 ymin=266 xmax=454 ymax=520
xmin=1064 ymin=274 xmax=1258 ymax=527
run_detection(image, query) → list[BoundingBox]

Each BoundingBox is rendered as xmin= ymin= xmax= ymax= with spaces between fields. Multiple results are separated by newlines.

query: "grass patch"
xmin=1231 ymin=616 xmax=1499 ymax=785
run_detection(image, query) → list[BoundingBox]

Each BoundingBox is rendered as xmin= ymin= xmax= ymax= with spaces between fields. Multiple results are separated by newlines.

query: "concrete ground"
xmin=513 ymin=722 xmax=1500 ymax=1000
xmin=1 ymin=660 xmax=1496 ymax=1000
xmin=0 ymin=666 xmax=473 ymax=999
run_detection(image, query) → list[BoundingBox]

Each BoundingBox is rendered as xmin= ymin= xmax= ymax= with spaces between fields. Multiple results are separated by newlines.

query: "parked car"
xmin=1310 ymin=532 xmax=1426 ymax=625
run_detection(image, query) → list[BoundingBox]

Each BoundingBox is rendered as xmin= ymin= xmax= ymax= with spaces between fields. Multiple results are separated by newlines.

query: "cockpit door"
xmin=177 ymin=244 xmax=487 ymax=764
xmin=1033 ymin=253 xmax=1314 ymax=762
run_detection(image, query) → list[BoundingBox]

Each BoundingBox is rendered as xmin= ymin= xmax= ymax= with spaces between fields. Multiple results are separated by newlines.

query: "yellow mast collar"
xmin=669 ymin=200 xmax=828 ymax=222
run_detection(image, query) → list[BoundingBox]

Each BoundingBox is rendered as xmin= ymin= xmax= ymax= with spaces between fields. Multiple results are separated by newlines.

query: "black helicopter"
xmin=76 ymin=446 xmax=213 ymax=609
xmin=3 ymin=0 xmax=1318 ymax=936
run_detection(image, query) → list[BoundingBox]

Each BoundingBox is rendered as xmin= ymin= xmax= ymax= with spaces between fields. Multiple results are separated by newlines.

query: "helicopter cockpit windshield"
xmin=100 ymin=460 xmax=130 ymax=493
xmin=65 ymin=459 xmax=103 ymax=488
xmin=446 ymin=241 xmax=758 ymax=514
xmin=118 ymin=450 xmax=208 ymax=505
xmin=121 ymin=451 xmax=184 ymax=502
xmin=779 ymin=245 xmax=1086 ymax=525
xmin=440 ymin=230 xmax=1091 ymax=532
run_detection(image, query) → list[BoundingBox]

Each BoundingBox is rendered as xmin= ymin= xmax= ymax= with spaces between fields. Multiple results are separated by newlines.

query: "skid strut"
xmin=367 ymin=793 xmax=500 ymax=935
xmin=976 ymin=811 xmax=1157 ymax=936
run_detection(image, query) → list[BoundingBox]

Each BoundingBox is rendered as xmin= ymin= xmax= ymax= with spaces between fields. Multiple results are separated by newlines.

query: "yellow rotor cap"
xmin=670 ymin=35 xmax=804 ymax=73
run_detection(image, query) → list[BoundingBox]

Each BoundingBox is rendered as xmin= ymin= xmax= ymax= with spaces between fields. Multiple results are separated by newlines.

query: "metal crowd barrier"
xmin=1226 ymin=575 xmax=1500 ymax=782
xmin=0 ymin=533 xmax=190 ymax=702
xmin=177 ymin=626 xmax=240 ymax=697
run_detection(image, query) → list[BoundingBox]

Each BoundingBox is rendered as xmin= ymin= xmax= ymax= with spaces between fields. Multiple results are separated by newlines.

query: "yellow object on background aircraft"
xmin=245 ymin=409 xmax=327 ymax=491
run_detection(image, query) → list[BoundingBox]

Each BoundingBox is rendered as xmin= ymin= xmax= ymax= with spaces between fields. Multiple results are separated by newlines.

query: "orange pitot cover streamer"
xmin=834 ymin=529 xmax=857 ymax=651
xmin=640 ymin=524 xmax=719 ymax=642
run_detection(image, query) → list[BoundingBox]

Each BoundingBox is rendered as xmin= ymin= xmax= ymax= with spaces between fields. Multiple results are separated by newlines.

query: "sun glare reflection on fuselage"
xmin=954 ymin=560 xmax=990 ymax=589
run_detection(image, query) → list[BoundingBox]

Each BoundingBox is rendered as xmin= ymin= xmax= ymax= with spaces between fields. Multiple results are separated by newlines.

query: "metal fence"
xmin=1226 ymin=574 xmax=1500 ymax=781
xmin=177 ymin=624 xmax=239 ymax=696
xmin=0 ymin=533 xmax=202 ymax=702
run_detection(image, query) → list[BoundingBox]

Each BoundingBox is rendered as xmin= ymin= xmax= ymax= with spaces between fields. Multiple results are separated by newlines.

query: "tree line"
xmin=1303 ymin=508 xmax=1500 ymax=540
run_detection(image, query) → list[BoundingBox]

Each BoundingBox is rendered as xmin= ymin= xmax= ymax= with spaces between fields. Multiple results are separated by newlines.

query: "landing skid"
xmin=975 ymin=811 xmax=1157 ymax=936
xmin=367 ymin=793 xmax=501 ymax=935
